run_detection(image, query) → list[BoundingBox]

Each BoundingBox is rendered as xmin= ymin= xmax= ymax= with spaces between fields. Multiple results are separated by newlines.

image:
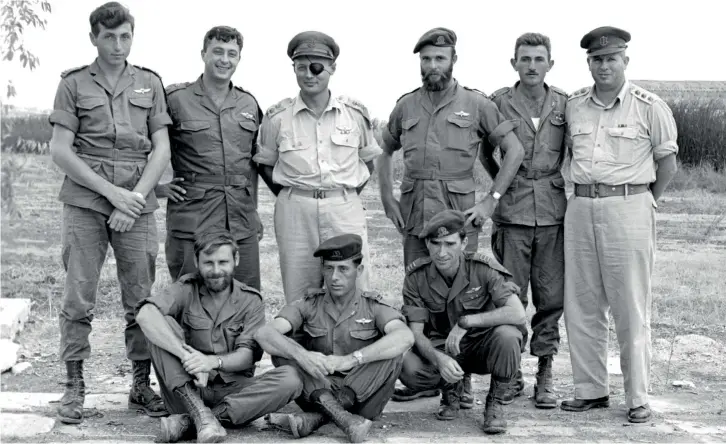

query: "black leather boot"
xmin=436 ymin=381 xmax=462 ymax=421
xmin=175 ymin=382 xmax=226 ymax=443
xmin=310 ymin=389 xmax=371 ymax=443
xmin=57 ymin=360 xmax=85 ymax=424
xmin=534 ymin=356 xmax=557 ymax=409
xmin=266 ymin=412 xmax=328 ymax=439
xmin=499 ymin=369 xmax=525 ymax=405
xmin=482 ymin=378 xmax=509 ymax=434
xmin=159 ymin=414 xmax=193 ymax=443
xmin=128 ymin=359 xmax=168 ymax=417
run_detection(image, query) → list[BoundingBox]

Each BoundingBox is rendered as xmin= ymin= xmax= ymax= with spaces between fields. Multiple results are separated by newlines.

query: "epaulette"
xmin=405 ymin=256 xmax=432 ymax=275
xmin=265 ymin=98 xmax=293 ymax=119
xmin=550 ymin=85 xmax=569 ymax=97
xmin=60 ymin=65 xmax=88 ymax=78
xmin=133 ymin=65 xmax=164 ymax=82
xmin=489 ymin=87 xmax=511 ymax=101
xmin=304 ymin=288 xmax=326 ymax=299
xmin=463 ymin=86 xmax=488 ymax=97
xmin=467 ymin=252 xmax=512 ymax=277
xmin=568 ymin=86 xmax=590 ymax=101
xmin=630 ymin=85 xmax=656 ymax=105
xmin=338 ymin=95 xmax=372 ymax=128
xmin=237 ymin=281 xmax=262 ymax=298
xmin=361 ymin=290 xmax=394 ymax=307
xmin=395 ymin=87 xmax=420 ymax=103
xmin=165 ymin=82 xmax=192 ymax=95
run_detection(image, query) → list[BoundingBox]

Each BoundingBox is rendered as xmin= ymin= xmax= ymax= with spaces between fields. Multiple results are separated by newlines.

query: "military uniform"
xmin=164 ymin=77 xmax=263 ymax=289
xmin=563 ymin=27 xmax=678 ymax=415
xmin=138 ymin=273 xmax=302 ymax=425
xmin=49 ymin=60 xmax=171 ymax=364
xmin=254 ymin=32 xmax=382 ymax=303
xmin=483 ymin=83 xmax=567 ymax=359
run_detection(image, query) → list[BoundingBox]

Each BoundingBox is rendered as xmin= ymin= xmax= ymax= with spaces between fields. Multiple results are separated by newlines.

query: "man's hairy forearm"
xmin=356 ymin=325 xmax=413 ymax=363
xmin=132 ymin=129 xmax=170 ymax=197
xmin=651 ymin=153 xmax=677 ymax=201
xmin=460 ymin=304 xmax=525 ymax=330
xmin=217 ymin=348 xmax=255 ymax=372
xmin=255 ymin=325 xmax=307 ymax=360
xmin=412 ymin=329 xmax=444 ymax=366
xmin=489 ymin=133 xmax=525 ymax=195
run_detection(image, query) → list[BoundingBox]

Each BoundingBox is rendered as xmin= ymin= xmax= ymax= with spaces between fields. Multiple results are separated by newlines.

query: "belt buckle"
xmin=593 ymin=184 xmax=600 ymax=198
xmin=313 ymin=190 xmax=326 ymax=199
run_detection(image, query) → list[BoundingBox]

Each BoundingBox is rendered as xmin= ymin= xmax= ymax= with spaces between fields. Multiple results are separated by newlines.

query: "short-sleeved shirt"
xmin=383 ymin=80 xmax=518 ymax=236
xmin=49 ymin=60 xmax=172 ymax=216
xmin=253 ymin=93 xmax=382 ymax=190
xmin=137 ymin=273 xmax=265 ymax=381
xmin=565 ymin=81 xmax=679 ymax=186
xmin=276 ymin=289 xmax=404 ymax=358
xmin=484 ymin=82 xmax=568 ymax=226
xmin=401 ymin=252 xmax=524 ymax=345
xmin=165 ymin=76 xmax=263 ymax=241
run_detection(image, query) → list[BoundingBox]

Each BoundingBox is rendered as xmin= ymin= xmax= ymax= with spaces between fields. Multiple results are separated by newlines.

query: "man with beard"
xmin=561 ymin=26 xmax=678 ymax=424
xmin=398 ymin=210 xmax=526 ymax=434
xmin=256 ymin=234 xmax=414 ymax=443
xmin=136 ymin=230 xmax=303 ymax=443
xmin=379 ymin=27 xmax=525 ymax=407
xmin=155 ymin=26 xmax=264 ymax=290
xmin=254 ymin=31 xmax=381 ymax=303
xmin=479 ymin=33 xmax=568 ymax=408
xmin=48 ymin=1 xmax=171 ymax=424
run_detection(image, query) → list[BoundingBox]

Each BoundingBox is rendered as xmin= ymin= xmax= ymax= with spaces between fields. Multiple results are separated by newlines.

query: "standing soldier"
xmin=378 ymin=27 xmax=525 ymax=407
xmin=48 ymin=2 xmax=171 ymax=424
xmin=155 ymin=26 xmax=264 ymax=290
xmin=480 ymin=33 xmax=567 ymax=408
xmin=561 ymin=27 xmax=678 ymax=423
xmin=254 ymin=31 xmax=382 ymax=303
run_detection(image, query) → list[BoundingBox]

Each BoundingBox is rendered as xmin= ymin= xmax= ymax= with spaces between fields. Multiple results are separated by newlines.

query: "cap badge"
xmin=331 ymin=250 xmax=343 ymax=259
xmin=600 ymin=36 xmax=608 ymax=46
xmin=437 ymin=226 xmax=449 ymax=237
xmin=436 ymin=35 xmax=446 ymax=45
xmin=306 ymin=40 xmax=316 ymax=48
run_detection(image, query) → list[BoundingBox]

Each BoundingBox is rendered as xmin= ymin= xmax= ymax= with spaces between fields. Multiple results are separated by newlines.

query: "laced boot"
xmin=460 ymin=373 xmax=474 ymax=409
xmin=482 ymin=378 xmax=509 ymax=434
xmin=436 ymin=381 xmax=462 ymax=421
xmin=534 ymin=356 xmax=557 ymax=409
xmin=175 ymin=382 xmax=226 ymax=443
xmin=499 ymin=368 xmax=525 ymax=405
xmin=159 ymin=414 xmax=193 ymax=443
xmin=266 ymin=412 xmax=328 ymax=439
xmin=310 ymin=389 xmax=371 ymax=443
xmin=128 ymin=359 xmax=168 ymax=417
xmin=57 ymin=360 xmax=86 ymax=424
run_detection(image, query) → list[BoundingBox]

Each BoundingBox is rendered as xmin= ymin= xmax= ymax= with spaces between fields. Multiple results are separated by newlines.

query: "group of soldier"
xmin=47 ymin=1 xmax=680 ymax=442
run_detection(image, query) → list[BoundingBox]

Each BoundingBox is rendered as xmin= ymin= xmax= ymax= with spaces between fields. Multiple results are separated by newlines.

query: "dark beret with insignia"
xmin=287 ymin=30 xmax=339 ymax=60
xmin=413 ymin=27 xmax=457 ymax=54
xmin=580 ymin=26 xmax=631 ymax=57
xmin=314 ymin=233 xmax=363 ymax=262
xmin=419 ymin=209 xmax=466 ymax=240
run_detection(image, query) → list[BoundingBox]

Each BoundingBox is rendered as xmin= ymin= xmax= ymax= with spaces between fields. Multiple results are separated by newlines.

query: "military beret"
xmin=580 ymin=26 xmax=631 ymax=57
xmin=287 ymin=31 xmax=339 ymax=60
xmin=419 ymin=209 xmax=466 ymax=240
xmin=314 ymin=234 xmax=362 ymax=261
xmin=413 ymin=27 xmax=457 ymax=54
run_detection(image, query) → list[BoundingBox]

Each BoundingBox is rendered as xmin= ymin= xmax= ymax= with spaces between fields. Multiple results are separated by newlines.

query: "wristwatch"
xmin=217 ymin=356 xmax=224 ymax=371
xmin=353 ymin=350 xmax=364 ymax=365
xmin=490 ymin=190 xmax=502 ymax=201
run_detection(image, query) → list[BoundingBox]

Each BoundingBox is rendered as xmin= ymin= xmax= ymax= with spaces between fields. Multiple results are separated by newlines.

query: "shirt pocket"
xmin=76 ymin=96 xmax=108 ymax=134
xmin=303 ymin=324 xmax=329 ymax=353
xmin=444 ymin=178 xmax=476 ymax=214
xmin=178 ymin=120 xmax=213 ymax=154
xmin=547 ymin=115 xmax=566 ymax=151
xmin=445 ymin=114 xmax=475 ymax=151
xmin=278 ymin=135 xmax=315 ymax=176
xmin=330 ymin=130 xmax=361 ymax=167
xmin=225 ymin=321 xmax=245 ymax=349
xmin=569 ymin=122 xmax=595 ymax=161
xmin=460 ymin=292 xmax=487 ymax=311
xmin=234 ymin=120 xmax=258 ymax=158
xmin=605 ymin=126 xmax=638 ymax=164
xmin=129 ymin=96 xmax=153 ymax=135
xmin=400 ymin=117 xmax=421 ymax=154
xmin=183 ymin=313 xmax=213 ymax=350
xmin=349 ymin=327 xmax=379 ymax=342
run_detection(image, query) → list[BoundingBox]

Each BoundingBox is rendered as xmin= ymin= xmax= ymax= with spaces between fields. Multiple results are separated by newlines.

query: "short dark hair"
xmin=203 ymin=26 xmax=243 ymax=52
xmin=89 ymin=2 xmax=134 ymax=36
xmin=194 ymin=230 xmax=238 ymax=260
xmin=514 ymin=32 xmax=552 ymax=60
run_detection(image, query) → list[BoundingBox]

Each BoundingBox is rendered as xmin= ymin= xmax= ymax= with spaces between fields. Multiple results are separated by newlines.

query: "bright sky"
xmin=2 ymin=0 xmax=723 ymax=119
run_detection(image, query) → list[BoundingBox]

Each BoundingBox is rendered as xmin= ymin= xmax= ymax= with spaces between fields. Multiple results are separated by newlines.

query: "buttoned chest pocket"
xmin=330 ymin=130 xmax=361 ymax=167
xmin=303 ymin=324 xmax=330 ymax=354
xmin=400 ymin=117 xmax=421 ymax=155
xmin=183 ymin=313 xmax=213 ymax=351
xmin=129 ymin=96 xmax=153 ymax=135
xmin=605 ymin=126 xmax=639 ymax=165
xmin=546 ymin=114 xmax=566 ymax=151
xmin=349 ymin=327 xmax=379 ymax=349
xmin=178 ymin=120 xmax=213 ymax=154
xmin=278 ymin=135 xmax=316 ymax=176
xmin=233 ymin=120 xmax=258 ymax=158
xmin=460 ymin=292 xmax=487 ymax=312
xmin=76 ymin=96 xmax=109 ymax=134
xmin=224 ymin=321 xmax=245 ymax=350
xmin=445 ymin=114 xmax=475 ymax=150
xmin=569 ymin=122 xmax=594 ymax=161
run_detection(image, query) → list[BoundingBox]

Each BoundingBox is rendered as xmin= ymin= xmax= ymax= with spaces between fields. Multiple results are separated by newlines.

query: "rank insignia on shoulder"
xmin=133 ymin=88 xmax=151 ymax=94
xmin=355 ymin=318 xmax=373 ymax=324
xmin=454 ymin=111 xmax=470 ymax=118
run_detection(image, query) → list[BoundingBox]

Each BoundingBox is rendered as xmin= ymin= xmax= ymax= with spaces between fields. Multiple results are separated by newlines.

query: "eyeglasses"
xmin=294 ymin=62 xmax=327 ymax=76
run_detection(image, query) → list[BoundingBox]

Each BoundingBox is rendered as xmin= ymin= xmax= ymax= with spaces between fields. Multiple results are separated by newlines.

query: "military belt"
xmin=76 ymin=147 xmax=149 ymax=161
xmin=405 ymin=168 xmax=473 ymax=180
xmin=574 ymin=183 xmax=650 ymax=198
xmin=285 ymin=187 xmax=353 ymax=199
xmin=173 ymin=172 xmax=249 ymax=186
xmin=516 ymin=168 xmax=561 ymax=180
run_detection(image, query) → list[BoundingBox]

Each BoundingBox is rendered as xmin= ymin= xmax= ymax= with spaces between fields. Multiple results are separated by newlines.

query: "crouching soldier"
xmin=136 ymin=230 xmax=302 ymax=443
xmin=398 ymin=210 xmax=526 ymax=434
xmin=256 ymin=234 xmax=414 ymax=443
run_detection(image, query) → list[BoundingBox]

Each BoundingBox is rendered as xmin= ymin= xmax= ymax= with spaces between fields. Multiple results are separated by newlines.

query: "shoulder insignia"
xmin=265 ymin=98 xmax=293 ymax=119
xmin=630 ymin=85 xmax=656 ymax=105
xmin=463 ymin=86 xmax=488 ymax=97
xmin=489 ymin=86 xmax=511 ymax=101
xmin=338 ymin=95 xmax=371 ymax=129
xmin=237 ymin=281 xmax=262 ymax=298
xmin=165 ymin=82 xmax=192 ymax=95
xmin=568 ymin=86 xmax=590 ymax=101
xmin=60 ymin=65 xmax=88 ymax=78
xmin=550 ymin=85 xmax=569 ymax=97
xmin=304 ymin=288 xmax=326 ymax=299
xmin=133 ymin=65 xmax=163 ymax=82
xmin=405 ymin=256 xmax=432 ymax=275
xmin=395 ymin=87 xmax=420 ymax=103
xmin=467 ymin=252 xmax=513 ymax=277
xmin=361 ymin=290 xmax=394 ymax=307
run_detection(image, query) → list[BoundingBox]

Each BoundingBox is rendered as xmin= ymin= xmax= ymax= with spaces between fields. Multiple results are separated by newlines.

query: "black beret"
xmin=287 ymin=30 xmax=339 ymax=60
xmin=413 ymin=27 xmax=457 ymax=54
xmin=314 ymin=234 xmax=362 ymax=261
xmin=419 ymin=209 xmax=466 ymax=240
xmin=580 ymin=26 xmax=631 ymax=57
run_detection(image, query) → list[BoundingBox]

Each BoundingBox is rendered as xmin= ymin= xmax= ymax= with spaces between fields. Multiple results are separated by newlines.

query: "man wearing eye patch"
xmin=155 ymin=26 xmax=264 ymax=292
xmin=255 ymin=31 xmax=382 ymax=304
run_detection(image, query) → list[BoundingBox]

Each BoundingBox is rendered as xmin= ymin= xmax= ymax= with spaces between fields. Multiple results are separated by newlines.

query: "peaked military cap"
xmin=287 ymin=31 xmax=339 ymax=60
xmin=419 ymin=209 xmax=466 ymax=240
xmin=314 ymin=234 xmax=362 ymax=261
xmin=413 ymin=27 xmax=457 ymax=54
xmin=580 ymin=26 xmax=631 ymax=57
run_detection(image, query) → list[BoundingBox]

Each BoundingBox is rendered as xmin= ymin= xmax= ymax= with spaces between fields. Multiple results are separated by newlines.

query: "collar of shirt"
xmin=292 ymin=91 xmax=342 ymax=116
xmin=418 ymin=79 xmax=459 ymax=109
xmin=88 ymin=59 xmax=137 ymax=94
xmin=588 ymin=80 xmax=630 ymax=109
xmin=322 ymin=288 xmax=364 ymax=323
xmin=425 ymin=253 xmax=470 ymax=301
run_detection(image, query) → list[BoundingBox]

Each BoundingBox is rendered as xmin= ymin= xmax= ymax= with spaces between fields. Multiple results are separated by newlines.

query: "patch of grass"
xmin=668 ymin=162 xmax=726 ymax=194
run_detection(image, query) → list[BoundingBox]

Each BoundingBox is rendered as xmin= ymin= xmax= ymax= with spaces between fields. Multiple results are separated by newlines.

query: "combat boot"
xmin=159 ymin=414 xmax=193 ymax=443
xmin=436 ymin=381 xmax=462 ymax=421
xmin=311 ymin=389 xmax=371 ymax=443
xmin=499 ymin=369 xmax=525 ymax=405
xmin=175 ymin=382 xmax=226 ymax=443
xmin=534 ymin=356 xmax=557 ymax=409
xmin=460 ymin=373 xmax=474 ymax=409
xmin=266 ymin=412 xmax=328 ymax=439
xmin=128 ymin=359 xmax=168 ymax=417
xmin=482 ymin=378 xmax=509 ymax=434
xmin=57 ymin=360 xmax=85 ymax=424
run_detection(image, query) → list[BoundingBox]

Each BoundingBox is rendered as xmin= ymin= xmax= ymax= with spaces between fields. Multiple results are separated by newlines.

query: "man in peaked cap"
xmin=254 ymin=31 xmax=382 ymax=305
xmin=256 ymin=234 xmax=414 ymax=442
xmin=561 ymin=26 xmax=678 ymax=423
xmin=397 ymin=209 xmax=527 ymax=434
xmin=379 ymin=26 xmax=525 ymax=408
